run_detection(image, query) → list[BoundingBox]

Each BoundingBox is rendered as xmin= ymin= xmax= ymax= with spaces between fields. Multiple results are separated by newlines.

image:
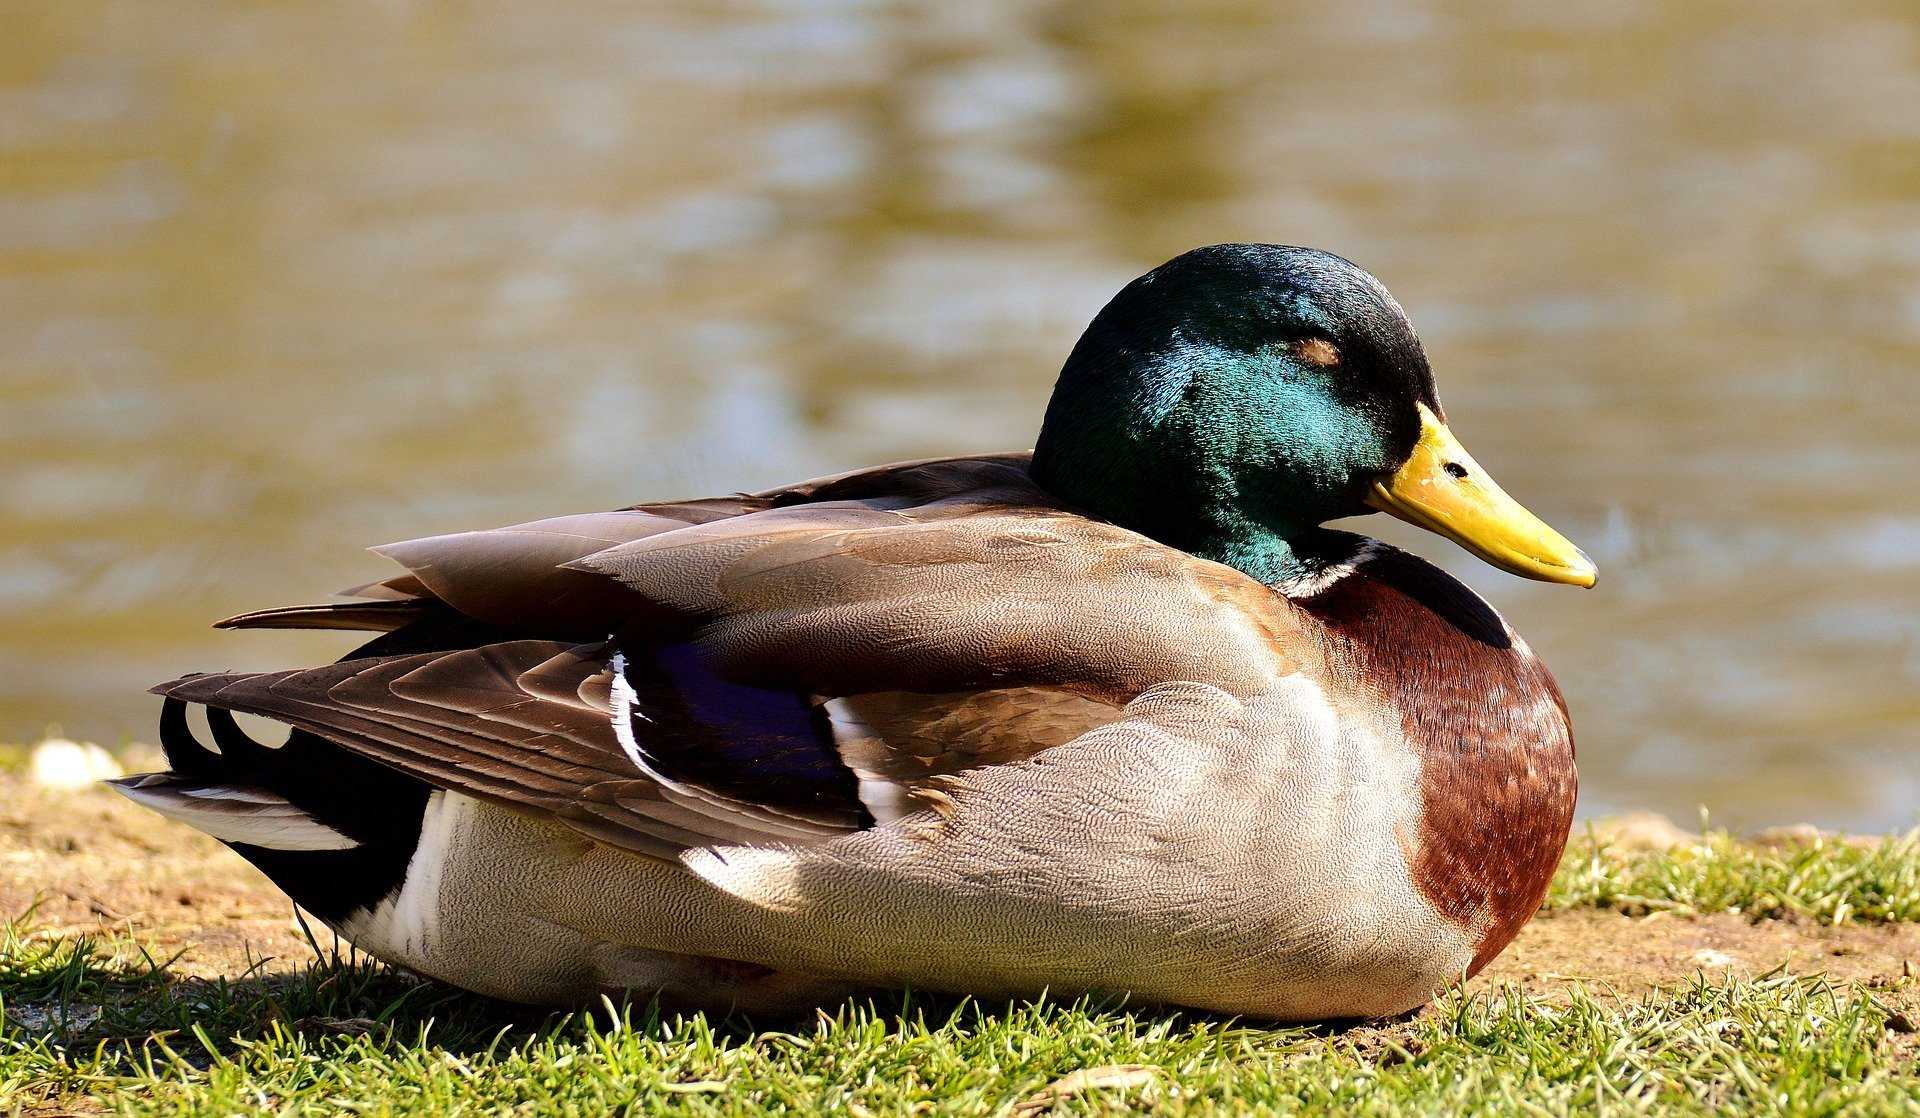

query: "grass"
xmin=4 ymin=828 xmax=1919 ymax=1115
xmin=2 ymin=930 xmax=1914 ymax=1116
xmin=1550 ymin=823 xmax=1920 ymax=924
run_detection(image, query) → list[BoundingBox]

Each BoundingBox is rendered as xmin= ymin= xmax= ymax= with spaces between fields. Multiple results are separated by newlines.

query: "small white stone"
xmin=29 ymin=738 xmax=124 ymax=789
xmin=1690 ymin=949 xmax=1738 ymax=968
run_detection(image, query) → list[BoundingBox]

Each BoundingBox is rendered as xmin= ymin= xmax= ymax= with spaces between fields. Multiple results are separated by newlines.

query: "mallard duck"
xmin=113 ymin=244 xmax=1594 ymax=1021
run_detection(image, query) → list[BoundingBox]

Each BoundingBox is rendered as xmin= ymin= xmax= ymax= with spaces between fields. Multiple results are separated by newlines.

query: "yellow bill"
xmin=1367 ymin=404 xmax=1597 ymax=588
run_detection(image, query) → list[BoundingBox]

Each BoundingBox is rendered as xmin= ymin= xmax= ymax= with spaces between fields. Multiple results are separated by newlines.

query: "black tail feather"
xmin=205 ymin=705 xmax=274 ymax=768
xmin=145 ymin=693 xmax=433 ymax=925
xmin=158 ymin=694 xmax=222 ymax=780
xmin=137 ymin=612 xmax=498 ymax=923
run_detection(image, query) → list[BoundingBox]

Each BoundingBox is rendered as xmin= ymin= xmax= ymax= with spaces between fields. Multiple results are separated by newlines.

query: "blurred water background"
xmin=4 ymin=1 xmax=1917 ymax=830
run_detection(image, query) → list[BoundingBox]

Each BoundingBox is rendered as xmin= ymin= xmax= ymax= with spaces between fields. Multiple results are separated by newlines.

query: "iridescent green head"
xmin=1032 ymin=244 xmax=1595 ymax=588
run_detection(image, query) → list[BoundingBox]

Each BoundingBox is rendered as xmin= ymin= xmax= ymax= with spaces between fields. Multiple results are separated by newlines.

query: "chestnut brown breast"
xmin=1294 ymin=547 xmax=1577 ymax=974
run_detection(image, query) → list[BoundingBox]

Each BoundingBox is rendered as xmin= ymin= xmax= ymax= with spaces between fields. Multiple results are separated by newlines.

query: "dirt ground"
xmin=5 ymin=763 xmax=1917 ymax=1006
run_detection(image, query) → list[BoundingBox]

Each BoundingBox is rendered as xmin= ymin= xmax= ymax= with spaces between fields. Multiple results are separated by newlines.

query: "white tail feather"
xmin=110 ymin=775 xmax=360 ymax=851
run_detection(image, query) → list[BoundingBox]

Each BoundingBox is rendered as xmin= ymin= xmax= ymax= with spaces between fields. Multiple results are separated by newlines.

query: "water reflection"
xmin=3 ymin=0 xmax=1916 ymax=830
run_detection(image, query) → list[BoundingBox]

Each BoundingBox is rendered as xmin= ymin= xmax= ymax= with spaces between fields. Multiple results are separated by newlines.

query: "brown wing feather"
xmin=214 ymin=600 xmax=430 ymax=632
xmin=152 ymin=640 xmax=855 ymax=857
xmin=159 ymin=455 xmax=1297 ymax=859
xmin=367 ymin=511 xmax=699 ymax=636
xmin=575 ymin=503 xmax=1292 ymax=702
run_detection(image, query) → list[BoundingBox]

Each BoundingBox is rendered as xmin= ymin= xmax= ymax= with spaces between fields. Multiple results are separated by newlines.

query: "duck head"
xmin=1031 ymin=244 xmax=1596 ymax=589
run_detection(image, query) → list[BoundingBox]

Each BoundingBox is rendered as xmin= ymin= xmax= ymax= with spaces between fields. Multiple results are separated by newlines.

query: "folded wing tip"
xmin=149 ymin=674 xmax=203 ymax=697
xmin=369 ymin=534 xmax=455 ymax=562
xmin=212 ymin=601 xmax=426 ymax=633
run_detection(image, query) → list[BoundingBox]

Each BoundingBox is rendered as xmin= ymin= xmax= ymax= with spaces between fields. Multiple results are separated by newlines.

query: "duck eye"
xmin=1294 ymin=338 xmax=1341 ymax=368
xmin=1444 ymin=461 xmax=1469 ymax=480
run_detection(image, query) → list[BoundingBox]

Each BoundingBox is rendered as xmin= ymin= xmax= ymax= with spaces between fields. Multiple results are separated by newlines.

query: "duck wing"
xmin=154 ymin=454 xmax=1296 ymax=860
